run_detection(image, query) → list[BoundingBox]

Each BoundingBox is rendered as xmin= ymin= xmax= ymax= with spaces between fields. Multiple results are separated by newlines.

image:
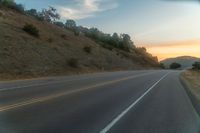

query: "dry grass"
xmin=0 ymin=8 xmax=159 ymax=80
xmin=182 ymin=70 xmax=200 ymax=100
xmin=181 ymin=70 xmax=200 ymax=115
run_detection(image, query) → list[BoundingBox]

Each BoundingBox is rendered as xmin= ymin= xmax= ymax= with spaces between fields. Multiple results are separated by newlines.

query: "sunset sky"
xmin=16 ymin=0 xmax=200 ymax=61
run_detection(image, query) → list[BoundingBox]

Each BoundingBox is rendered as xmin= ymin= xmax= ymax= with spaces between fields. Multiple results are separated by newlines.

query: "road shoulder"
xmin=180 ymin=70 xmax=200 ymax=116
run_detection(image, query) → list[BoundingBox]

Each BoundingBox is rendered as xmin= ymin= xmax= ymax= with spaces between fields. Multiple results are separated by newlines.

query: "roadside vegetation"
xmin=0 ymin=0 xmax=24 ymax=13
xmin=159 ymin=63 xmax=165 ymax=69
xmin=0 ymin=0 xmax=157 ymax=55
xmin=161 ymin=56 xmax=200 ymax=69
xmin=23 ymin=23 xmax=39 ymax=37
xmin=83 ymin=46 xmax=92 ymax=54
xmin=0 ymin=0 xmax=160 ymax=80
xmin=192 ymin=62 xmax=200 ymax=70
xmin=181 ymin=69 xmax=200 ymax=115
xmin=170 ymin=62 xmax=181 ymax=69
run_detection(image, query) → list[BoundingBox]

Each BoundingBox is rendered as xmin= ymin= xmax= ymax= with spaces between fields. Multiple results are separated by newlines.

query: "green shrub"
xmin=47 ymin=38 xmax=53 ymax=43
xmin=10 ymin=3 xmax=24 ymax=13
xmin=170 ymin=62 xmax=181 ymax=69
xmin=101 ymin=44 xmax=113 ymax=51
xmin=0 ymin=0 xmax=24 ymax=13
xmin=54 ymin=21 xmax=65 ymax=28
xmin=160 ymin=63 xmax=165 ymax=69
xmin=23 ymin=24 xmax=39 ymax=37
xmin=74 ymin=30 xmax=80 ymax=36
xmin=68 ymin=58 xmax=78 ymax=68
xmin=83 ymin=46 xmax=92 ymax=54
xmin=0 ymin=0 xmax=14 ymax=7
xmin=192 ymin=62 xmax=200 ymax=70
xmin=61 ymin=34 xmax=66 ymax=39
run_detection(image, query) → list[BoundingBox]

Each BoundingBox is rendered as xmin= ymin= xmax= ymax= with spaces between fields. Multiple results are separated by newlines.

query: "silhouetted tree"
xmin=65 ymin=19 xmax=76 ymax=30
xmin=170 ymin=62 xmax=181 ymax=69
xmin=53 ymin=21 xmax=65 ymax=28
xmin=110 ymin=33 xmax=120 ymax=47
xmin=160 ymin=63 xmax=165 ymax=69
xmin=136 ymin=47 xmax=147 ymax=54
xmin=121 ymin=34 xmax=134 ymax=51
xmin=192 ymin=62 xmax=200 ymax=70
xmin=25 ymin=9 xmax=44 ymax=21
xmin=0 ymin=0 xmax=14 ymax=5
xmin=0 ymin=0 xmax=24 ymax=12
xmin=26 ymin=9 xmax=37 ymax=16
xmin=40 ymin=6 xmax=60 ymax=22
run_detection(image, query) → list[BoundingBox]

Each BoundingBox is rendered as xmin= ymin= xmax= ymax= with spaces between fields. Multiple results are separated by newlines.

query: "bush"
xmin=0 ymin=0 xmax=14 ymax=7
xmin=192 ymin=62 xmax=200 ymax=70
xmin=68 ymin=58 xmax=78 ymax=68
xmin=0 ymin=0 xmax=24 ymax=13
xmin=74 ymin=30 xmax=80 ymax=36
xmin=170 ymin=62 xmax=181 ymax=69
xmin=23 ymin=24 xmax=39 ymax=37
xmin=83 ymin=46 xmax=92 ymax=54
xmin=26 ymin=9 xmax=45 ymax=21
xmin=101 ymin=43 xmax=113 ymax=51
xmin=11 ymin=3 xmax=24 ymax=13
xmin=61 ymin=34 xmax=66 ymax=39
xmin=47 ymin=38 xmax=53 ymax=43
xmin=54 ymin=21 xmax=65 ymax=28
xmin=160 ymin=63 xmax=165 ymax=69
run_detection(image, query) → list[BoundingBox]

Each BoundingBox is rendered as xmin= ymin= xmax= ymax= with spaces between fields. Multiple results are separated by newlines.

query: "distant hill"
xmin=161 ymin=56 xmax=200 ymax=69
xmin=0 ymin=7 xmax=159 ymax=79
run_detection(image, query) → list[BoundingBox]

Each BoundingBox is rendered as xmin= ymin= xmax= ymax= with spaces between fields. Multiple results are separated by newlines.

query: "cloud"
xmin=57 ymin=0 xmax=118 ymax=20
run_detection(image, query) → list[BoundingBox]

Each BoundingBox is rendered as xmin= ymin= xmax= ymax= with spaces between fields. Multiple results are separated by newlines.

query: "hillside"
xmin=0 ymin=7 xmax=159 ymax=79
xmin=161 ymin=56 xmax=200 ymax=69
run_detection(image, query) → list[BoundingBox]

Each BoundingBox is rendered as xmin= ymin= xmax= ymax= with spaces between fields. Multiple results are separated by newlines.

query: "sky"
xmin=15 ymin=0 xmax=200 ymax=61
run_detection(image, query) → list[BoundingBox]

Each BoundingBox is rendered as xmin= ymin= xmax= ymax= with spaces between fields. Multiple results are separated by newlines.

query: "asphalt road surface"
xmin=0 ymin=70 xmax=199 ymax=133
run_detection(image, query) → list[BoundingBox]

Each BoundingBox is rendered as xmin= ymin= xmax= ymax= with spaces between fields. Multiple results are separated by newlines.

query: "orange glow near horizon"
xmin=143 ymin=40 xmax=200 ymax=61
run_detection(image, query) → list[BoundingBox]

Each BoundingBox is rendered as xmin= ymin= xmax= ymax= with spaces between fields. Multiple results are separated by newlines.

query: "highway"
xmin=0 ymin=70 xmax=199 ymax=133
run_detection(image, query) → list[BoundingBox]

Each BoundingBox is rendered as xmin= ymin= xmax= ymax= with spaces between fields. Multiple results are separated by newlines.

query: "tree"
xmin=53 ymin=21 xmax=65 ymax=28
xmin=160 ymin=63 xmax=165 ymax=69
xmin=136 ymin=47 xmax=147 ymax=54
xmin=26 ymin=9 xmax=38 ymax=16
xmin=86 ymin=27 xmax=101 ymax=40
xmin=65 ymin=19 xmax=76 ymax=30
xmin=120 ymin=34 xmax=135 ymax=51
xmin=192 ymin=62 xmax=200 ymax=70
xmin=65 ymin=20 xmax=80 ymax=36
xmin=170 ymin=62 xmax=181 ymax=69
xmin=0 ymin=0 xmax=24 ymax=13
xmin=0 ymin=0 xmax=14 ymax=5
xmin=40 ymin=6 xmax=60 ymax=22
xmin=111 ymin=33 xmax=120 ymax=47
xmin=26 ymin=9 xmax=44 ymax=21
xmin=13 ymin=3 xmax=24 ymax=12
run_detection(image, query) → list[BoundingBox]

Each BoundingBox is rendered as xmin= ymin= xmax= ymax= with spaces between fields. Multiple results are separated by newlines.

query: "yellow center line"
xmin=0 ymin=71 xmax=157 ymax=112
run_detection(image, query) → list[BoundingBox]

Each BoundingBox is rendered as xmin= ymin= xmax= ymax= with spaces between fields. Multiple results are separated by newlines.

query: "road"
xmin=0 ymin=70 xmax=199 ymax=133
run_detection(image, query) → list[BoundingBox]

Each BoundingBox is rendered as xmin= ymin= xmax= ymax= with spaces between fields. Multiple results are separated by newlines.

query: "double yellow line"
xmin=0 ymin=71 xmax=156 ymax=112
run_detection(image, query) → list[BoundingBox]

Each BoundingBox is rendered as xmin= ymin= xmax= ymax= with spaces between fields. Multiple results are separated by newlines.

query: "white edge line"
xmin=100 ymin=72 xmax=170 ymax=133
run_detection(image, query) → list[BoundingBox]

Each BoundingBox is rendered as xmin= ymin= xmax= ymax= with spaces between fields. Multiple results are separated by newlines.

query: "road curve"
xmin=0 ymin=70 xmax=199 ymax=133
